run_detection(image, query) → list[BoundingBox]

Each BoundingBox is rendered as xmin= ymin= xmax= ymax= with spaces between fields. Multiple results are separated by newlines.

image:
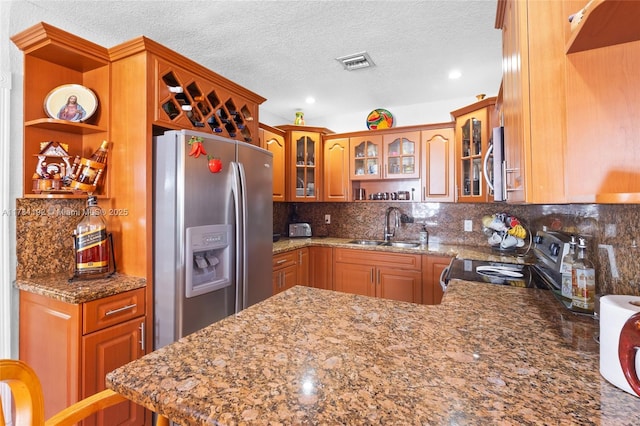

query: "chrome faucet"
xmin=384 ymin=207 xmax=401 ymax=242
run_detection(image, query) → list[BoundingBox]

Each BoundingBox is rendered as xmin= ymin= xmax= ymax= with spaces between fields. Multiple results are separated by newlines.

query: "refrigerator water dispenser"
xmin=185 ymin=224 xmax=232 ymax=298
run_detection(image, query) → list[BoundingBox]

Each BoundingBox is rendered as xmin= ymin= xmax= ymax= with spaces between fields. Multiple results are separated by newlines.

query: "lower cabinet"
xmin=272 ymin=251 xmax=299 ymax=294
xmin=298 ymin=247 xmax=309 ymax=285
xmin=274 ymin=247 xmax=451 ymax=305
xmin=422 ymin=255 xmax=452 ymax=305
xmin=334 ymin=248 xmax=422 ymax=304
xmin=19 ymin=288 xmax=147 ymax=425
xmin=308 ymin=246 xmax=333 ymax=290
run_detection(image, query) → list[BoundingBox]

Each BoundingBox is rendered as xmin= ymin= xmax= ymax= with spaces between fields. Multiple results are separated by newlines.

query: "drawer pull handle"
xmin=276 ymin=259 xmax=287 ymax=264
xmin=105 ymin=303 xmax=137 ymax=316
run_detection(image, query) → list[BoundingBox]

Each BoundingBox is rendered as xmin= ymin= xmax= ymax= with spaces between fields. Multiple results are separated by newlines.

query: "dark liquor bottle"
xmin=74 ymin=196 xmax=109 ymax=276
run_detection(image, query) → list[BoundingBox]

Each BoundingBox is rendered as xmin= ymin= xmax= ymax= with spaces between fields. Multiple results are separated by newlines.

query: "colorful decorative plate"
xmin=366 ymin=108 xmax=394 ymax=130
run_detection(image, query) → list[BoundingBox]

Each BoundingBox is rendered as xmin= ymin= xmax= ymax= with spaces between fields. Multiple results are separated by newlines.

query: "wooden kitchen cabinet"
xmin=323 ymin=137 xmax=350 ymax=202
xmin=349 ymin=135 xmax=383 ymax=180
xmin=563 ymin=0 xmax=640 ymax=202
xmin=260 ymin=123 xmax=286 ymax=202
xmin=272 ymin=251 xmax=298 ymax=294
xmin=495 ymin=0 xmax=567 ymax=203
xmin=152 ymin=57 xmax=262 ymax=144
xmin=422 ymin=255 xmax=452 ymax=305
xmin=334 ymin=248 xmax=422 ymax=303
xmin=451 ymin=98 xmax=496 ymax=203
xmin=421 ymin=125 xmax=455 ymax=202
xmin=19 ymin=288 xmax=146 ymax=425
xmin=382 ymin=131 xmax=421 ymax=179
xmin=277 ymin=125 xmax=334 ymax=202
xmin=308 ymin=246 xmax=334 ymax=290
xmin=297 ymin=247 xmax=310 ymax=285
xmin=11 ymin=22 xmax=111 ymax=199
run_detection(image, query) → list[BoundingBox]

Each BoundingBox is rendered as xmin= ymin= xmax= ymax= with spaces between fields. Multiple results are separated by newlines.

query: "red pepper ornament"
xmin=208 ymin=155 xmax=222 ymax=173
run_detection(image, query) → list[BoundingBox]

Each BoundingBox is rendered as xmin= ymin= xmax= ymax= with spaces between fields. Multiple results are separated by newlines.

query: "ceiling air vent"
xmin=336 ymin=51 xmax=375 ymax=71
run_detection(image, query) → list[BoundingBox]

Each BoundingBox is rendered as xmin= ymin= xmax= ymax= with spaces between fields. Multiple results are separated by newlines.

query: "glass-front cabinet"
xmin=350 ymin=136 xmax=382 ymax=180
xmin=451 ymin=98 xmax=496 ymax=203
xmin=293 ymin=131 xmax=318 ymax=200
xmin=382 ymin=131 xmax=420 ymax=179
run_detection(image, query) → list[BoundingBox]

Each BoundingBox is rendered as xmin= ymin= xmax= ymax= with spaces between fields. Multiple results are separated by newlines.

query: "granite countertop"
xmin=106 ymin=284 xmax=640 ymax=425
xmin=14 ymin=238 xmax=524 ymax=305
xmin=13 ymin=272 xmax=146 ymax=304
xmin=273 ymin=236 xmax=532 ymax=264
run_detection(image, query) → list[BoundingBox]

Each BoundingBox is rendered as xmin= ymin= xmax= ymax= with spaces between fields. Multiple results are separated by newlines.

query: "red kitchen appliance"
xmin=600 ymin=295 xmax=640 ymax=397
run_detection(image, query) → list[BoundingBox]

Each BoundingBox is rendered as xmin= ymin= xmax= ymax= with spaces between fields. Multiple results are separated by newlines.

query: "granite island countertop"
xmin=106 ymin=283 xmax=640 ymax=425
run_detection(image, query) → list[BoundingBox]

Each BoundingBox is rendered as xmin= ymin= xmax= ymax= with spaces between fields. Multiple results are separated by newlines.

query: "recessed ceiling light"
xmin=336 ymin=51 xmax=375 ymax=71
xmin=305 ymin=96 xmax=316 ymax=104
xmin=449 ymin=69 xmax=462 ymax=79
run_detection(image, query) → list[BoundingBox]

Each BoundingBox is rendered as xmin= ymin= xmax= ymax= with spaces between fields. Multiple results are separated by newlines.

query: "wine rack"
xmin=157 ymin=67 xmax=256 ymax=144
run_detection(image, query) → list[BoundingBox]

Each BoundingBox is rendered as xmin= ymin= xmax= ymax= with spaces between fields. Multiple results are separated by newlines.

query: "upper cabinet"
xmin=323 ymin=138 xmax=350 ymax=202
xmin=277 ymin=125 xmax=333 ymax=202
xmin=563 ymin=0 xmax=640 ymax=203
xmin=155 ymin=60 xmax=259 ymax=143
xmin=495 ymin=0 xmax=567 ymax=204
xmin=451 ymin=98 xmax=496 ymax=203
xmin=382 ymin=131 xmax=420 ymax=179
xmin=109 ymin=37 xmax=264 ymax=146
xmin=566 ymin=0 xmax=640 ymax=53
xmin=11 ymin=23 xmax=111 ymax=199
xmin=421 ymin=124 xmax=455 ymax=202
xmin=350 ymin=135 xmax=382 ymax=180
xmin=260 ymin=124 xmax=286 ymax=202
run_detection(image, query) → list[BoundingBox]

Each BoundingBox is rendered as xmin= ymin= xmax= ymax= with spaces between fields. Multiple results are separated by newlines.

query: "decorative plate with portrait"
xmin=44 ymin=84 xmax=98 ymax=122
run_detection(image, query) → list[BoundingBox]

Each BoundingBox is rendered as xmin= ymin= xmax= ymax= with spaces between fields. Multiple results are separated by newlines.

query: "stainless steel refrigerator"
xmin=153 ymin=129 xmax=273 ymax=349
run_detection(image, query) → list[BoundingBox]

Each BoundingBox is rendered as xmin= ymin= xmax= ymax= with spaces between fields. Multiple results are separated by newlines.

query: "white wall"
xmin=259 ymin=96 xmax=488 ymax=134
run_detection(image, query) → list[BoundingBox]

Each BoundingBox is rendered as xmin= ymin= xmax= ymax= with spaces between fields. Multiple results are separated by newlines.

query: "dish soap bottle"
xmin=560 ymin=235 xmax=577 ymax=300
xmin=419 ymin=225 xmax=429 ymax=246
xmin=74 ymin=195 xmax=109 ymax=277
xmin=571 ymin=237 xmax=595 ymax=313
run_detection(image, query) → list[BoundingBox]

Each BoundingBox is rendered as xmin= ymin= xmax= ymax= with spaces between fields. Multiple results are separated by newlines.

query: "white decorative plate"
xmin=44 ymin=84 xmax=98 ymax=122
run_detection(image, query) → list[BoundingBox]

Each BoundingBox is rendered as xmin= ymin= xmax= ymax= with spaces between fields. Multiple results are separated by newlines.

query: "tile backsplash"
xmin=276 ymin=201 xmax=640 ymax=296
xmin=16 ymin=198 xmax=640 ymax=296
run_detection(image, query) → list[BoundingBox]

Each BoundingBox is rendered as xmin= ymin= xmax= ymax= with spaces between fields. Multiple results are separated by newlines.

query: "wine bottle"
xmin=76 ymin=141 xmax=108 ymax=186
xmin=74 ymin=196 xmax=109 ymax=276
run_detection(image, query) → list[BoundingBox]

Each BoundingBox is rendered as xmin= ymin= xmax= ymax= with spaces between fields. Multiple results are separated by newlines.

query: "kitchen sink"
xmin=382 ymin=241 xmax=421 ymax=248
xmin=348 ymin=239 xmax=385 ymax=246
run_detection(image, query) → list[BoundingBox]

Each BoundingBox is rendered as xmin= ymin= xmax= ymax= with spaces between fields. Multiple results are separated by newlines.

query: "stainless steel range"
xmin=442 ymin=230 xmax=576 ymax=292
xmin=444 ymin=258 xmax=547 ymax=289
xmin=531 ymin=230 xmax=575 ymax=292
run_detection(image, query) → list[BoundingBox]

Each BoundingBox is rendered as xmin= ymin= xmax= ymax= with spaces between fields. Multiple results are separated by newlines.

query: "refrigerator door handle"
xmin=231 ymin=161 xmax=248 ymax=313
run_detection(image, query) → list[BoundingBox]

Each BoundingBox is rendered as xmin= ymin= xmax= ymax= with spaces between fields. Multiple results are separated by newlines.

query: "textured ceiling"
xmin=7 ymin=0 xmax=502 ymax=130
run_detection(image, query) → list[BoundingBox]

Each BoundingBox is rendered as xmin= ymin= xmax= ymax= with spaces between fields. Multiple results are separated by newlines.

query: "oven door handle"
xmin=439 ymin=266 xmax=449 ymax=292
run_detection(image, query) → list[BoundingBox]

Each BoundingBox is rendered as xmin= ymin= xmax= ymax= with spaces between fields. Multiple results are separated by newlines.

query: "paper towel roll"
xmin=600 ymin=295 xmax=640 ymax=397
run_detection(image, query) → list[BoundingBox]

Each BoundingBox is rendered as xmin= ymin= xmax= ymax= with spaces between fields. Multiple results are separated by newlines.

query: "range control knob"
xmin=549 ymin=243 xmax=561 ymax=257
xmin=533 ymin=235 xmax=543 ymax=245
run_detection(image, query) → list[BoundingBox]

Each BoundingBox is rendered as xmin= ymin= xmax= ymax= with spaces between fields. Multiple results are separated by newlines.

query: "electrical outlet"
xmin=464 ymin=220 xmax=473 ymax=232
xmin=324 ymin=214 xmax=331 ymax=224
xmin=605 ymin=223 xmax=617 ymax=238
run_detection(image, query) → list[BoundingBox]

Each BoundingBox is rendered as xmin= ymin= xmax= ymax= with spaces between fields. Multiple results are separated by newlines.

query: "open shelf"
xmin=26 ymin=118 xmax=107 ymax=134
xmin=567 ymin=0 xmax=640 ymax=53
